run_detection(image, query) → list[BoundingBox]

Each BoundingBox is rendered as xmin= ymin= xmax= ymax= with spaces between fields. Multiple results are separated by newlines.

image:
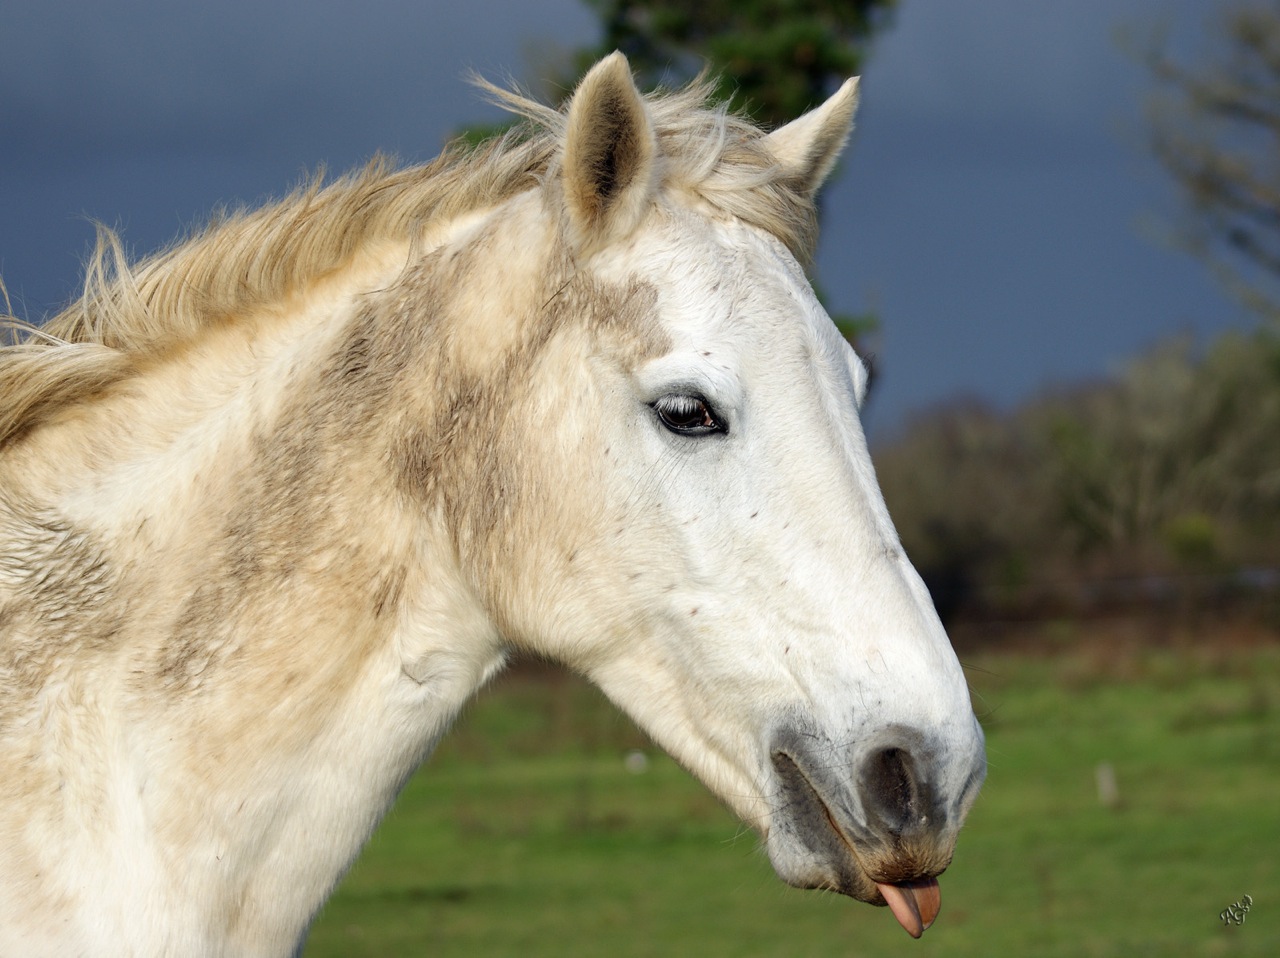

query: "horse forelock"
xmin=0 ymin=75 xmax=815 ymax=450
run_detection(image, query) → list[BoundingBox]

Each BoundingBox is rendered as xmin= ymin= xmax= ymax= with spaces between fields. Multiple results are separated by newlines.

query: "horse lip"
xmin=769 ymin=750 xmax=878 ymax=893
xmin=773 ymin=749 xmax=867 ymax=860
xmin=769 ymin=748 xmax=943 ymax=903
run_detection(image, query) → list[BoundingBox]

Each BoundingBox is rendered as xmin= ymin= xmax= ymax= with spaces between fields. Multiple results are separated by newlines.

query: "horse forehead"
xmin=649 ymin=212 xmax=805 ymax=290
xmin=634 ymin=214 xmax=871 ymax=442
xmin=616 ymin=213 xmax=823 ymax=346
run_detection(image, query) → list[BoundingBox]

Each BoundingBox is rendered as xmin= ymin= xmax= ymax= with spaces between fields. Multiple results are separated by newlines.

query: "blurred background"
xmin=4 ymin=0 xmax=1277 ymax=954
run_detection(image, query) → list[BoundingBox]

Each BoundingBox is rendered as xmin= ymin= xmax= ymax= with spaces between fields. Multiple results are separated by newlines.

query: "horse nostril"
xmin=861 ymin=746 xmax=921 ymax=834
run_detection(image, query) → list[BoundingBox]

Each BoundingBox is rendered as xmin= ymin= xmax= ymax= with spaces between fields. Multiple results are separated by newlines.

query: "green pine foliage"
xmin=577 ymin=0 xmax=896 ymax=126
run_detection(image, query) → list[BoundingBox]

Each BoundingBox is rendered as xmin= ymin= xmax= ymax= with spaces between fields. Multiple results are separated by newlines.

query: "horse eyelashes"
xmin=651 ymin=394 xmax=726 ymax=436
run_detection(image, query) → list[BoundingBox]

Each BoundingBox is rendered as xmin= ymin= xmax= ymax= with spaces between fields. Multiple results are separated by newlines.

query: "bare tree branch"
xmin=1141 ymin=1 xmax=1280 ymax=326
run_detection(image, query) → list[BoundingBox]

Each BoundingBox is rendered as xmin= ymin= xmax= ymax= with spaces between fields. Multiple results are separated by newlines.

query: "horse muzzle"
xmin=764 ymin=721 xmax=986 ymax=938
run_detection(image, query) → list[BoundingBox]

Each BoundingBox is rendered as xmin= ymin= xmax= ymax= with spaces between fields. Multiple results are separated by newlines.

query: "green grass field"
xmin=305 ymin=637 xmax=1280 ymax=956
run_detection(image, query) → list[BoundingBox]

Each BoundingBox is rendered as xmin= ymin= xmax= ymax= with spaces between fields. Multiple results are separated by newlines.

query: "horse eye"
xmin=651 ymin=394 xmax=726 ymax=436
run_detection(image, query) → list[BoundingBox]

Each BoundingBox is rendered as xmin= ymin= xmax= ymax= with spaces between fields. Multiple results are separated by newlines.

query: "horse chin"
xmin=766 ymin=840 xmax=882 ymax=904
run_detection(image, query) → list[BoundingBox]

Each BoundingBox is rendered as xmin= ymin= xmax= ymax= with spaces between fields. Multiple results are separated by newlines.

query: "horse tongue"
xmin=876 ymin=879 xmax=941 ymax=939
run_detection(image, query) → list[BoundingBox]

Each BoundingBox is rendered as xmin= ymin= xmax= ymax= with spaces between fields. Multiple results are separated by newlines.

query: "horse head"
xmin=430 ymin=53 xmax=986 ymax=936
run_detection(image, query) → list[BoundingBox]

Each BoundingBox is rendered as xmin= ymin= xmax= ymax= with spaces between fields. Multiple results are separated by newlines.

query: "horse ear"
xmin=561 ymin=52 xmax=658 ymax=255
xmin=766 ymin=78 xmax=860 ymax=196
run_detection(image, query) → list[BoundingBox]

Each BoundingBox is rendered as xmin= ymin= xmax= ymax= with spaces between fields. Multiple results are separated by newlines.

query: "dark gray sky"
xmin=1 ymin=0 xmax=1248 ymax=436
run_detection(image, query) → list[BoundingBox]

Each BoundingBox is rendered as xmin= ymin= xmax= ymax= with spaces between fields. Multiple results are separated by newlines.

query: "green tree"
xmin=876 ymin=330 xmax=1280 ymax=621
xmin=574 ymin=0 xmax=897 ymax=128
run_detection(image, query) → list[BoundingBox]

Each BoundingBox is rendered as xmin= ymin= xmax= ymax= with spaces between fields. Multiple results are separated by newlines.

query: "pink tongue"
xmin=875 ymin=879 xmax=941 ymax=938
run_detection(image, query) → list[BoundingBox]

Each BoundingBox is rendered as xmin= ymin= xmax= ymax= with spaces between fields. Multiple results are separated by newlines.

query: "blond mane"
xmin=0 ymin=78 xmax=817 ymax=449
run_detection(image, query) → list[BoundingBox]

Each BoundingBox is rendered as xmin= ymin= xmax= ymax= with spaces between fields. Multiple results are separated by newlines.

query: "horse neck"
xmin=0 ymin=240 xmax=508 ymax=952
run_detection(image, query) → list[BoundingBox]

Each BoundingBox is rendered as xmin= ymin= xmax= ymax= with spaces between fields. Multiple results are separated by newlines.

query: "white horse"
xmin=0 ymin=54 xmax=984 ymax=955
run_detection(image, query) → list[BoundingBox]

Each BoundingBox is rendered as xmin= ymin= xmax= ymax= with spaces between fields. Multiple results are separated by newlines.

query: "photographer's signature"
xmin=1220 ymin=894 xmax=1253 ymax=926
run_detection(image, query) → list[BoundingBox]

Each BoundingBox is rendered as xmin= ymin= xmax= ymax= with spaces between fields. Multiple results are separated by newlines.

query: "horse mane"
xmin=0 ymin=76 xmax=817 ymax=449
